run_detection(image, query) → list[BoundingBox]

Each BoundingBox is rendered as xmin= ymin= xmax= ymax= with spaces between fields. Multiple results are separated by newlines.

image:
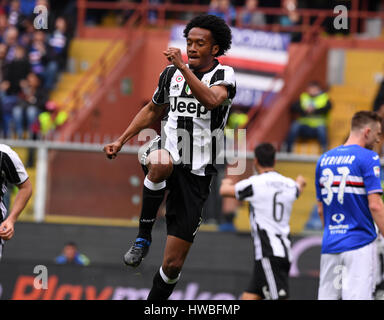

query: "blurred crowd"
xmin=109 ymin=0 xmax=384 ymax=39
xmin=0 ymin=0 xmax=72 ymax=141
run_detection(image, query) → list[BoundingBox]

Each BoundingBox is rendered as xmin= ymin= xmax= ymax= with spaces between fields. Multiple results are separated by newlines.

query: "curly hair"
xmin=183 ymin=14 xmax=232 ymax=57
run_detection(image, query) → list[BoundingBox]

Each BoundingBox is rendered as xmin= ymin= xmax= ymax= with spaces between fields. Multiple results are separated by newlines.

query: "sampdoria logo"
xmin=331 ymin=213 xmax=345 ymax=224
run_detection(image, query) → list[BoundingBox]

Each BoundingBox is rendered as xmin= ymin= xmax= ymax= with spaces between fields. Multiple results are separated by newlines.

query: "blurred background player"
xmin=0 ymin=143 xmax=32 ymax=260
xmin=220 ymin=142 xmax=306 ymax=300
xmin=103 ymin=14 xmax=235 ymax=300
xmin=316 ymin=111 xmax=384 ymax=300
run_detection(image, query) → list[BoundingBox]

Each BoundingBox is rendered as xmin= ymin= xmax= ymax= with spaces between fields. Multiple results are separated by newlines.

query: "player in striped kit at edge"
xmin=316 ymin=111 xmax=384 ymax=300
xmin=220 ymin=143 xmax=306 ymax=300
xmin=0 ymin=144 xmax=32 ymax=260
xmin=103 ymin=14 xmax=236 ymax=300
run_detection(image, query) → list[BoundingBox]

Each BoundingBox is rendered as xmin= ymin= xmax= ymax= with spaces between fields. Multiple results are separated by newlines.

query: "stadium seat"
xmin=327 ymin=49 xmax=384 ymax=149
xmin=49 ymin=39 xmax=123 ymax=108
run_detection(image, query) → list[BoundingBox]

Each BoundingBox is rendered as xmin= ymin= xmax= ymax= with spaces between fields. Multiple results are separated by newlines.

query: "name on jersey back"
xmin=319 ymin=155 xmax=356 ymax=167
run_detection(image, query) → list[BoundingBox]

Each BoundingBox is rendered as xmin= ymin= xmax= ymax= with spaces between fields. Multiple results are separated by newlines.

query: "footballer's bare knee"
xmin=162 ymin=259 xmax=183 ymax=279
xmin=147 ymin=150 xmax=173 ymax=182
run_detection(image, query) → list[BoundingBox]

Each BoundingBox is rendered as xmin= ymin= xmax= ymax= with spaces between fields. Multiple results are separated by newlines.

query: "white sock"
xmin=144 ymin=176 xmax=166 ymax=191
xmin=159 ymin=266 xmax=180 ymax=284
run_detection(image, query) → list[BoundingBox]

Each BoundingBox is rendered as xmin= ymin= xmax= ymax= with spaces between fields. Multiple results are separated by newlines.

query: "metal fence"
xmin=0 ymin=139 xmax=326 ymax=231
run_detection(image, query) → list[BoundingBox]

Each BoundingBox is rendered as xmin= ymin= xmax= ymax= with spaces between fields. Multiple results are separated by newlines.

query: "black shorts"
xmin=140 ymin=136 xmax=212 ymax=243
xmin=246 ymin=256 xmax=291 ymax=300
xmin=165 ymin=165 xmax=211 ymax=242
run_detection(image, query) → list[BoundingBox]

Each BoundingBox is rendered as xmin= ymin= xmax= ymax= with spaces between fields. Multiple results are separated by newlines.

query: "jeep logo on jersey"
xmin=332 ymin=213 xmax=345 ymax=224
xmin=170 ymin=97 xmax=210 ymax=119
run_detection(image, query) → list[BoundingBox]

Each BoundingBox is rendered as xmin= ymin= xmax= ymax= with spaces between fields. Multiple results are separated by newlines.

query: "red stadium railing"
xmin=60 ymin=9 xmax=144 ymax=115
xmin=76 ymin=0 xmax=384 ymax=39
xmin=56 ymin=9 xmax=149 ymax=142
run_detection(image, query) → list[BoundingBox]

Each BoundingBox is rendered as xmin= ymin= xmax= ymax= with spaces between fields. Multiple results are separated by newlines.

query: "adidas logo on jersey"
xmin=170 ymin=97 xmax=210 ymax=119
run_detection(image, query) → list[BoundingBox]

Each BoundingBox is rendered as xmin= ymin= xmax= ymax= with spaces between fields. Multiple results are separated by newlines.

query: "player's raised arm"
xmin=164 ymin=47 xmax=228 ymax=110
xmin=219 ymin=178 xmax=236 ymax=198
xmin=103 ymin=101 xmax=167 ymax=159
xmin=295 ymin=174 xmax=307 ymax=195
xmin=0 ymin=178 xmax=32 ymax=240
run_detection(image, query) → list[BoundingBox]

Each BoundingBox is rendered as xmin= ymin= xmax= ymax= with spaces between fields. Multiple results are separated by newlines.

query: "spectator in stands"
xmin=0 ymin=1 xmax=6 ymax=14
xmin=284 ymin=81 xmax=332 ymax=153
xmin=19 ymin=17 xmax=35 ymax=48
xmin=44 ymin=17 xmax=69 ymax=90
xmin=239 ymin=0 xmax=265 ymax=28
xmin=279 ymin=0 xmax=301 ymax=42
xmin=0 ymin=14 xmax=8 ymax=42
xmin=280 ymin=0 xmax=299 ymax=26
xmin=7 ymin=0 xmax=26 ymax=32
xmin=4 ymin=44 xmax=30 ymax=95
xmin=148 ymin=0 xmax=164 ymax=25
xmin=0 ymin=80 xmax=19 ymax=138
xmin=19 ymin=0 xmax=36 ymax=18
xmin=54 ymin=242 xmax=90 ymax=266
xmin=208 ymin=0 xmax=236 ymax=26
xmin=13 ymin=72 xmax=47 ymax=139
xmin=27 ymin=30 xmax=47 ymax=81
xmin=38 ymin=100 xmax=68 ymax=139
xmin=3 ymin=26 xmax=20 ymax=63
xmin=0 ymin=43 xmax=8 ymax=83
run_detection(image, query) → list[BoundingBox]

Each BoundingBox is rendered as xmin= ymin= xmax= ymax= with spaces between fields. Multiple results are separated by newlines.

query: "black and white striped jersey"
xmin=0 ymin=144 xmax=29 ymax=222
xmin=0 ymin=144 xmax=29 ymax=258
xmin=235 ymin=171 xmax=300 ymax=261
xmin=152 ymin=59 xmax=236 ymax=176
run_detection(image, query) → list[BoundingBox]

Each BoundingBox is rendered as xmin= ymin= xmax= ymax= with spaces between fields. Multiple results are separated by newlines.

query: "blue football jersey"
xmin=315 ymin=144 xmax=382 ymax=253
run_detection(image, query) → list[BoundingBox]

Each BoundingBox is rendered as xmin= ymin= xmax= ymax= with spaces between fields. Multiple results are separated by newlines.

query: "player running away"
xmin=220 ymin=143 xmax=306 ymax=300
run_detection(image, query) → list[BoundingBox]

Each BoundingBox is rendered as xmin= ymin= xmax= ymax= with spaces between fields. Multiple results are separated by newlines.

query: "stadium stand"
xmin=328 ymin=50 xmax=384 ymax=150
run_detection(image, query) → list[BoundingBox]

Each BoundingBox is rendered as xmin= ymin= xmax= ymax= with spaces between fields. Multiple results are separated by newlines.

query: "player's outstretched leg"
xmin=124 ymin=150 xmax=173 ymax=267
